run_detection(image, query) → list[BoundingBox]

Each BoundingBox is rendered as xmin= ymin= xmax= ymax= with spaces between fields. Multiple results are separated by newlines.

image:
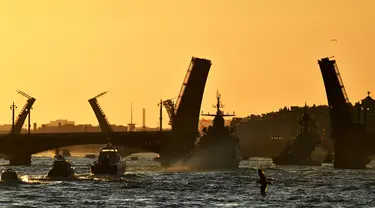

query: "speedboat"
xmin=47 ymin=155 xmax=75 ymax=179
xmin=90 ymin=143 xmax=126 ymax=175
xmin=1 ymin=168 xmax=21 ymax=182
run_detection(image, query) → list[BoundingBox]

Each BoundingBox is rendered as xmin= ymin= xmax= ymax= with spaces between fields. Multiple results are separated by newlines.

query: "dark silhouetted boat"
xmin=47 ymin=155 xmax=75 ymax=179
xmin=90 ymin=143 xmax=126 ymax=175
xmin=183 ymin=91 xmax=241 ymax=170
xmin=1 ymin=168 xmax=21 ymax=182
xmin=273 ymin=104 xmax=327 ymax=166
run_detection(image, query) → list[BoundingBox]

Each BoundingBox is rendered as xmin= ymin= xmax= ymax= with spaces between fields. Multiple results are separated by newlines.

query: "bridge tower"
xmin=160 ymin=57 xmax=212 ymax=161
xmin=318 ymin=57 xmax=368 ymax=169
xmin=88 ymin=91 xmax=113 ymax=136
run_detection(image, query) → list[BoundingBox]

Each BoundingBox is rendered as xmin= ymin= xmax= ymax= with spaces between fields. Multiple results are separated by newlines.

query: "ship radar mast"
xmin=201 ymin=90 xmax=235 ymax=117
xmin=214 ymin=90 xmax=225 ymax=115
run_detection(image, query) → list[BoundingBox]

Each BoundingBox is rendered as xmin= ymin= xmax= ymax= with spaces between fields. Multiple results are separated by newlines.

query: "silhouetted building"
xmin=47 ymin=119 xmax=75 ymax=127
xmin=354 ymin=92 xmax=375 ymax=133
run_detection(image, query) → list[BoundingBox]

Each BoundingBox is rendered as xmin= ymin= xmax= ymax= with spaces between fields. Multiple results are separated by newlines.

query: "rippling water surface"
xmin=1 ymin=155 xmax=375 ymax=207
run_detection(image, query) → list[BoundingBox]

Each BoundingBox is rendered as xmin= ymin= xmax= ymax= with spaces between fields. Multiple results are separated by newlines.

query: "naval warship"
xmin=273 ymin=104 xmax=327 ymax=166
xmin=183 ymin=91 xmax=241 ymax=170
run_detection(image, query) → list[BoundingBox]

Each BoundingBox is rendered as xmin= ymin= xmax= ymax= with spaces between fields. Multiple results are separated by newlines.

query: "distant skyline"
xmin=0 ymin=0 xmax=374 ymax=127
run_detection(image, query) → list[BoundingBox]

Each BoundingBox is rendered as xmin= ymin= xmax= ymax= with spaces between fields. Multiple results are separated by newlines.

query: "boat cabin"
xmin=98 ymin=145 xmax=121 ymax=164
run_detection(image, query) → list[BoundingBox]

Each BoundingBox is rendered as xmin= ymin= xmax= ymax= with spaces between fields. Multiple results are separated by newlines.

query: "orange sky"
xmin=0 ymin=0 xmax=374 ymax=128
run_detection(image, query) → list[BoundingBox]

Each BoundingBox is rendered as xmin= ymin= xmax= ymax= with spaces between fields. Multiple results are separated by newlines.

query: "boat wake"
xmin=23 ymin=173 xmax=142 ymax=184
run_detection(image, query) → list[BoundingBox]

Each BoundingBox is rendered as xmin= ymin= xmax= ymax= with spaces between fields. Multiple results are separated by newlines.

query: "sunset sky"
xmin=0 ymin=0 xmax=374 ymax=128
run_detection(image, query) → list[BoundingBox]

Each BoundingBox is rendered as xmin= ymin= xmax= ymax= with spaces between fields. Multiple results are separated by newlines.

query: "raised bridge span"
xmin=318 ymin=57 xmax=375 ymax=169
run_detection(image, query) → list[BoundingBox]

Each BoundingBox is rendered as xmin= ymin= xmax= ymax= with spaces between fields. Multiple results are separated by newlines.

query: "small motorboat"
xmin=47 ymin=155 xmax=75 ymax=179
xmin=91 ymin=143 xmax=126 ymax=175
xmin=1 ymin=168 xmax=21 ymax=182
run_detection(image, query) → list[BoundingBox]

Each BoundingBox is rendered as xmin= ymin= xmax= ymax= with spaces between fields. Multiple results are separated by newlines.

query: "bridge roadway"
xmin=0 ymin=131 xmax=172 ymax=155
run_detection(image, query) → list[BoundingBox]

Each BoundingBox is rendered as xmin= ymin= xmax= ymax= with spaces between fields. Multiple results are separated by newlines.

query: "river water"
xmin=0 ymin=154 xmax=375 ymax=208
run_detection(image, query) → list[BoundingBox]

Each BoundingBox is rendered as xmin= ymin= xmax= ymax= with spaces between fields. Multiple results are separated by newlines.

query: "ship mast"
xmin=201 ymin=90 xmax=235 ymax=117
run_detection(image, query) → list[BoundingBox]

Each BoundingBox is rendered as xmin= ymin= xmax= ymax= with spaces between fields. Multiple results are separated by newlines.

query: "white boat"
xmin=90 ymin=143 xmax=126 ymax=175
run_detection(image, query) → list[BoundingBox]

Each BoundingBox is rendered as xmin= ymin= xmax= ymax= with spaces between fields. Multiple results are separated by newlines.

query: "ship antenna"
xmin=213 ymin=90 xmax=225 ymax=115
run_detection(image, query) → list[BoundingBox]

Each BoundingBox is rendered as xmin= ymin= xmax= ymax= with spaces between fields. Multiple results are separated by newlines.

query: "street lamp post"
xmin=158 ymin=99 xmax=163 ymax=132
xmin=10 ymin=102 xmax=17 ymax=136
xmin=27 ymin=106 xmax=32 ymax=136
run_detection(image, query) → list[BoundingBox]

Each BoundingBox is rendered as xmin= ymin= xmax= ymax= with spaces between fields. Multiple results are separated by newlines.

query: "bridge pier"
xmin=9 ymin=154 xmax=32 ymax=166
xmin=334 ymin=146 xmax=370 ymax=169
xmin=333 ymin=130 xmax=370 ymax=169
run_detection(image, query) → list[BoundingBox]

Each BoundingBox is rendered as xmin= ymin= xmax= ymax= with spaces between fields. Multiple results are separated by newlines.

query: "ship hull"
xmin=273 ymin=146 xmax=327 ymax=166
xmin=90 ymin=161 xmax=126 ymax=176
xmin=182 ymin=141 xmax=241 ymax=171
xmin=47 ymin=166 xmax=75 ymax=179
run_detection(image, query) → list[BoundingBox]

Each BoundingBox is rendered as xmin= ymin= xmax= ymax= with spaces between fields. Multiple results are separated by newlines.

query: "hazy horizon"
xmin=1 ymin=0 xmax=374 ymax=127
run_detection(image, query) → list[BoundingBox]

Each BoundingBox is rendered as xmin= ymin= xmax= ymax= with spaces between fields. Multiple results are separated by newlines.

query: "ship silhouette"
xmin=182 ymin=91 xmax=241 ymax=170
xmin=272 ymin=104 xmax=327 ymax=166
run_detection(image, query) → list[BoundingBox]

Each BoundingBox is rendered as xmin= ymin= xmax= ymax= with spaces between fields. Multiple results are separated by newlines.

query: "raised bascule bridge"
xmin=88 ymin=91 xmax=113 ymax=136
xmin=0 ymin=57 xmax=212 ymax=166
xmin=10 ymin=90 xmax=36 ymax=136
xmin=318 ymin=57 xmax=375 ymax=169
xmin=88 ymin=91 xmax=151 ymax=156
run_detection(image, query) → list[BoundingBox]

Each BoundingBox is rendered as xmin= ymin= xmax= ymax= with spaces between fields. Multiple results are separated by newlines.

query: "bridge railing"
xmin=175 ymin=58 xmax=194 ymax=113
xmin=333 ymin=61 xmax=349 ymax=103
